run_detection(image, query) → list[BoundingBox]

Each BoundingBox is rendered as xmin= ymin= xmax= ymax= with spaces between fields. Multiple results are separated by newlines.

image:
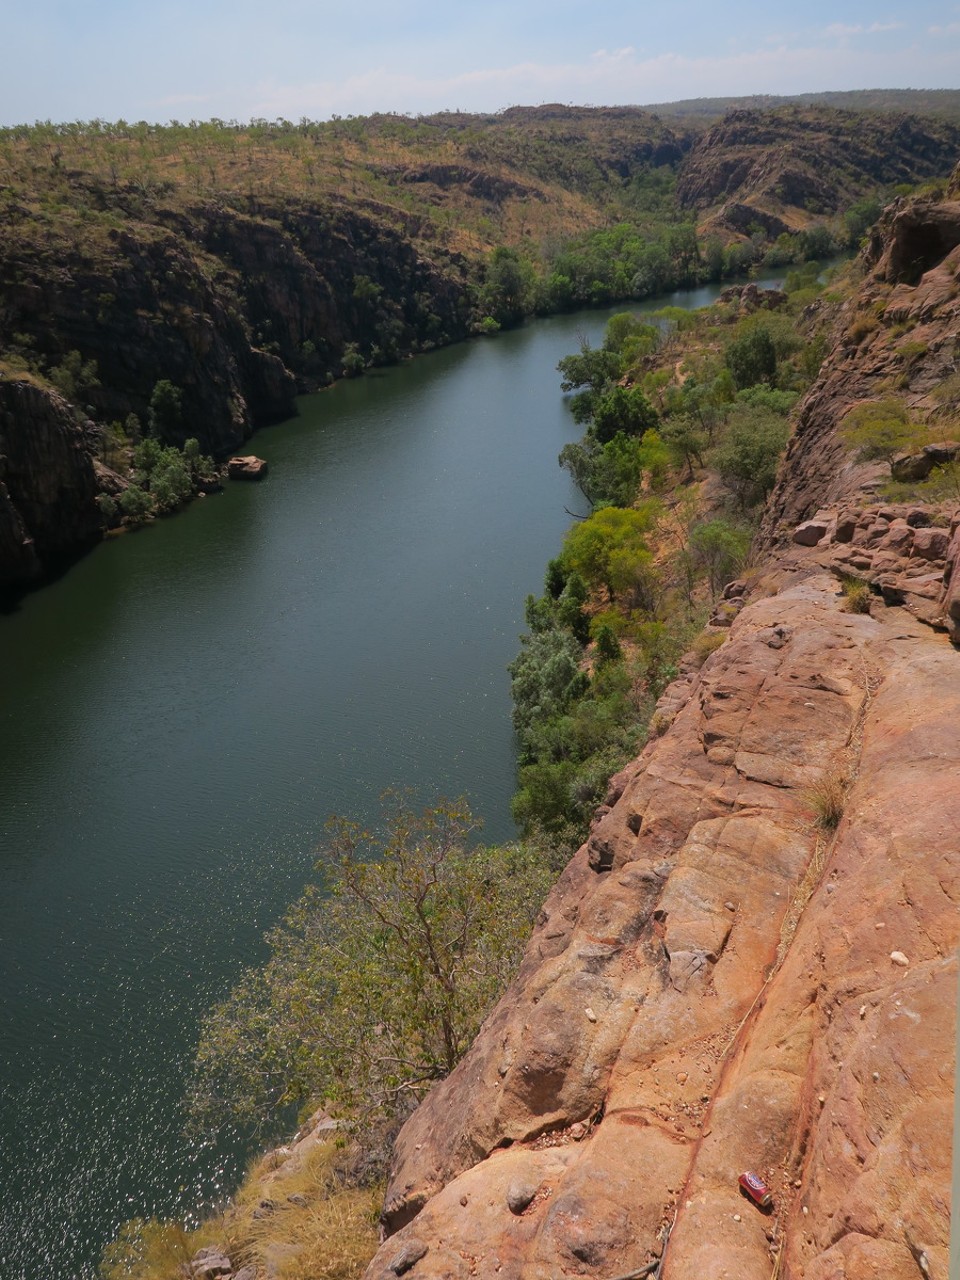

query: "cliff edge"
xmin=359 ymin=182 xmax=960 ymax=1280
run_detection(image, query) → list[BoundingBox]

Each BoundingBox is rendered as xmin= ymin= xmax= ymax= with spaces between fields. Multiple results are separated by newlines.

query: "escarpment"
xmin=0 ymin=194 xmax=471 ymax=589
xmin=361 ymin=183 xmax=959 ymax=1280
xmin=677 ymin=106 xmax=960 ymax=237
xmin=759 ymin=179 xmax=960 ymax=550
xmin=363 ymin=568 xmax=957 ymax=1280
xmin=0 ymin=378 xmax=101 ymax=585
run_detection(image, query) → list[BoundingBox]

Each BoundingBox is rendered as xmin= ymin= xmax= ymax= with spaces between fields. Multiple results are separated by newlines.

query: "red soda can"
xmin=738 ymin=1170 xmax=773 ymax=1208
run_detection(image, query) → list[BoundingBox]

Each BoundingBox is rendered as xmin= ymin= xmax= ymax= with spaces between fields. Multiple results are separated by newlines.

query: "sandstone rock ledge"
xmin=364 ymin=572 xmax=958 ymax=1280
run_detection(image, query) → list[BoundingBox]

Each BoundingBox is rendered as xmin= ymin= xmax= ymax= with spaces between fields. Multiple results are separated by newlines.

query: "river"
xmin=0 ymin=277 xmax=781 ymax=1278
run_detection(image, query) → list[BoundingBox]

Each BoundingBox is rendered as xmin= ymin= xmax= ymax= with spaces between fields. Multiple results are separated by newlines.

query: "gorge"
xmin=0 ymin=99 xmax=958 ymax=1280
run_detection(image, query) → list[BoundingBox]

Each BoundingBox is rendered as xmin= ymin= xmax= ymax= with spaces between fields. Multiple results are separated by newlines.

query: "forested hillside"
xmin=1 ymin=101 xmax=958 ymax=591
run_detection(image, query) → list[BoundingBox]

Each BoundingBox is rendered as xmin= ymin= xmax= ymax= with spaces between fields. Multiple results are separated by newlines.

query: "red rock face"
xmin=363 ymin=573 xmax=958 ymax=1280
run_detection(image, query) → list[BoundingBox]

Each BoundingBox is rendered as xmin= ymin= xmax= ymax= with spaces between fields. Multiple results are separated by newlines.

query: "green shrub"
xmin=726 ymin=325 xmax=777 ymax=389
xmin=713 ymin=408 xmax=790 ymax=509
xmin=839 ymin=398 xmax=926 ymax=472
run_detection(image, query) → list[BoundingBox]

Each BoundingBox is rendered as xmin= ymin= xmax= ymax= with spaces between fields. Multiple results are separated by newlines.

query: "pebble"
xmin=584 ymin=1007 xmax=597 ymax=1022
xmin=733 ymin=1214 xmax=741 ymax=1222
xmin=676 ymin=1071 xmax=688 ymax=1084
xmin=890 ymin=951 xmax=910 ymax=966
xmin=859 ymin=1005 xmax=867 ymax=1019
xmin=506 ymin=1179 xmax=540 ymax=1215
xmin=724 ymin=901 xmax=736 ymax=911
xmin=872 ymin=1071 xmax=880 ymax=1081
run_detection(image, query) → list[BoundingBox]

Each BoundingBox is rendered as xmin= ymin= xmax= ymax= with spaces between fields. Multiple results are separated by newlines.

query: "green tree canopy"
xmin=714 ymin=407 xmax=790 ymax=508
xmin=726 ymin=325 xmax=778 ymax=390
xmin=592 ymin=386 xmax=659 ymax=445
xmin=560 ymin=503 xmax=660 ymax=602
xmin=147 ymin=379 xmax=183 ymax=439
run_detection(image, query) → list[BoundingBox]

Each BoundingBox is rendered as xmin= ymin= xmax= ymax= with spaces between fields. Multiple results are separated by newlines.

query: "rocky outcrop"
xmin=363 ymin=567 xmax=957 ymax=1280
xmin=758 ymin=190 xmax=960 ymax=551
xmin=227 ymin=455 xmax=268 ymax=481
xmin=0 ymin=377 xmax=101 ymax=587
xmin=787 ymin=500 xmax=960 ymax=644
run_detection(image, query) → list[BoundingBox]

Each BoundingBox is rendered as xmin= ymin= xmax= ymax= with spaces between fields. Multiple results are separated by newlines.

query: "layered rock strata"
xmin=363 ymin=571 xmax=957 ymax=1280
xmin=0 ymin=378 xmax=101 ymax=586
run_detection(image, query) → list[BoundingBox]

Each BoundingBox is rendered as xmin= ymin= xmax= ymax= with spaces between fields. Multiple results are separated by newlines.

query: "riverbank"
xmin=0 ymin=304 xmax=622 ymax=1279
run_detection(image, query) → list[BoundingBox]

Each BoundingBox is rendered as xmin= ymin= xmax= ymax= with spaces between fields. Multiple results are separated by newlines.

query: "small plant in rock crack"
xmin=805 ymin=769 xmax=849 ymax=830
xmin=840 ymin=577 xmax=872 ymax=614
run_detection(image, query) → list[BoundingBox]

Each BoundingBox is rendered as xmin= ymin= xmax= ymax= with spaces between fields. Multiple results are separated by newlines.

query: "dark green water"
xmin=0 ymin=280 xmax=780 ymax=1278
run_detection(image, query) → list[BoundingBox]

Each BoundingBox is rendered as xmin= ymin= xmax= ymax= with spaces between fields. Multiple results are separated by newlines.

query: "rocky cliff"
xmin=357 ymin=178 xmax=960 ymax=1280
xmin=677 ymin=106 xmax=960 ymax=238
xmin=0 ymin=189 xmax=473 ymax=590
xmin=0 ymin=377 xmax=101 ymax=586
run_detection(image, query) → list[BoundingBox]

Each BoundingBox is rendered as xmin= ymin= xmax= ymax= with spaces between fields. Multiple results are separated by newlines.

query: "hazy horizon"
xmin=3 ymin=1 xmax=959 ymax=129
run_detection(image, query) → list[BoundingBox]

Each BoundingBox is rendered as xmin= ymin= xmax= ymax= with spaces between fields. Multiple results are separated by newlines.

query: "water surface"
xmin=0 ymin=278 xmax=784 ymax=1277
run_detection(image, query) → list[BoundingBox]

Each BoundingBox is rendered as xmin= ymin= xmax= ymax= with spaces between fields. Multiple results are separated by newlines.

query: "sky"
xmin=2 ymin=0 xmax=959 ymax=127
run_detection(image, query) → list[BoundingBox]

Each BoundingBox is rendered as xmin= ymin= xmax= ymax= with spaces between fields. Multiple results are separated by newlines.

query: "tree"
xmin=602 ymin=313 xmax=658 ymax=358
xmin=690 ymin=519 xmax=752 ymax=595
xmin=510 ymin=626 xmax=589 ymax=758
xmin=726 ymin=326 xmax=777 ymax=390
xmin=188 ymin=798 xmax=553 ymax=1135
xmin=480 ymin=247 xmax=537 ymax=326
xmin=839 ymin=399 xmax=926 ymax=472
xmin=592 ymin=386 xmax=659 ymax=445
xmin=49 ymin=349 xmax=100 ymax=405
xmin=714 ymin=407 xmax=790 ymax=508
xmin=147 ymin=379 xmax=182 ymax=439
xmin=660 ymin=414 xmax=705 ymax=480
xmin=560 ymin=503 xmax=660 ymax=603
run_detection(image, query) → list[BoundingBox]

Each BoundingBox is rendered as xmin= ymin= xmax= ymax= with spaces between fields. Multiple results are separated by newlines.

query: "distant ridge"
xmin=638 ymin=88 xmax=960 ymax=122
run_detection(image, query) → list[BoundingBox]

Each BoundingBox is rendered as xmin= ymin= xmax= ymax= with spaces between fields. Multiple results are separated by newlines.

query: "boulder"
xmin=190 ymin=1247 xmax=233 ymax=1279
xmin=793 ymin=519 xmax=830 ymax=546
xmin=227 ymin=455 xmax=269 ymax=480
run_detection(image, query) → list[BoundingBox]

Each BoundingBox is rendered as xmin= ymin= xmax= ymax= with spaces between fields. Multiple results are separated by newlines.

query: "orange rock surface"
xmin=364 ymin=572 xmax=957 ymax=1280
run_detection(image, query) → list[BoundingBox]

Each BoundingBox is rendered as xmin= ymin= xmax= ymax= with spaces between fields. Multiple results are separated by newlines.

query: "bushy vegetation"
xmin=187 ymin=798 xmax=553 ymax=1138
xmin=839 ymin=397 xmax=926 ymax=472
xmin=100 ymin=1138 xmax=382 ymax=1280
xmin=97 ymin=430 xmax=217 ymax=527
xmin=511 ymin=284 xmax=832 ymax=851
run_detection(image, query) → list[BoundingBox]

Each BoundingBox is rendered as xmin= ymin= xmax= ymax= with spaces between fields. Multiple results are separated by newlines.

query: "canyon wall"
xmin=0 ymin=195 xmax=472 ymax=590
xmin=359 ymin=180 xmax=960 ymax=1280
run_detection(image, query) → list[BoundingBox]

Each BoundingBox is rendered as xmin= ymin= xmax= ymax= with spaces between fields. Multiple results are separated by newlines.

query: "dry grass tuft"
xmin=222 ymin=1139 xmax=382 ymax=1280
xmin=805 ymin=769 xmax=849 ymax=830
xmin=688 ymin=628 xmax=727 ymax=668
xmin=100 ymin=1139 xmax=382 ymax=1280
xmin=99 ymin=1218 xmax=218 ymax=1280
xmin=840 ymin=577 xmax=873 ymax=614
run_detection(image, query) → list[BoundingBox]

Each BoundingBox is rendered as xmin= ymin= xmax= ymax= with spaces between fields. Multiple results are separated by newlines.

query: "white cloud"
xmin=929 ymin=20 xmax=960 ymax=32
xmin=824 ymin=20 xmax=904 ymax=37
xmin=590 ymin=47 xmax=636 ymax=62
